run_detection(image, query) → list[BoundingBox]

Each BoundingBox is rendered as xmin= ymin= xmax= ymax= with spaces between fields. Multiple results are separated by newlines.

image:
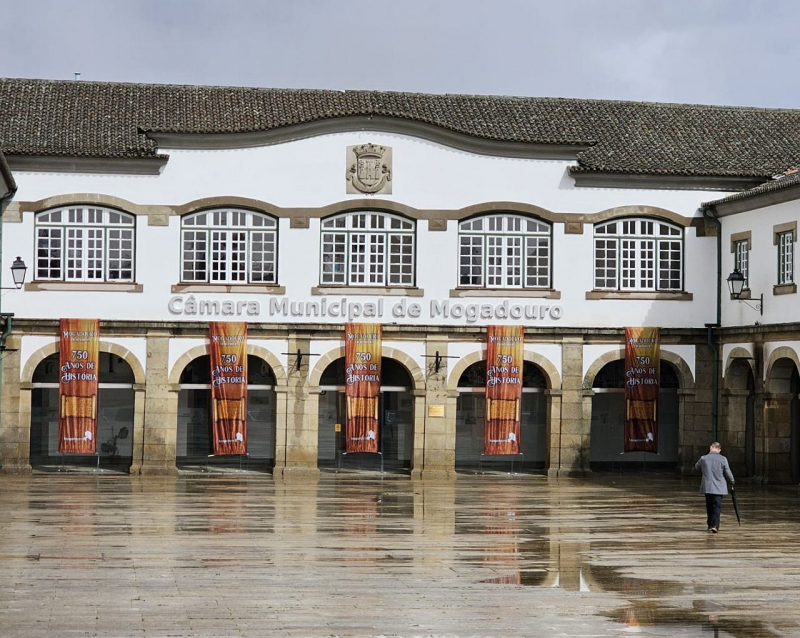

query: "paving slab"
xmin=0 ymin=472 xmax=798 ymax=637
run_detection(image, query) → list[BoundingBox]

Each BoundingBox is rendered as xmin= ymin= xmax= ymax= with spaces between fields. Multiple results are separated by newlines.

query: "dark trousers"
xmin=705 ymin=493 xmax=723 ymax=529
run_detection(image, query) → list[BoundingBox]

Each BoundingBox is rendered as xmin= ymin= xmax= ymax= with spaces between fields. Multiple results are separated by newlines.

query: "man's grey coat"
xmin=695 ymin=452 xmax=735 ymax=494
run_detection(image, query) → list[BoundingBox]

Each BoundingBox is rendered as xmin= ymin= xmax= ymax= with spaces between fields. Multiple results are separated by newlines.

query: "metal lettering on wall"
xmin=167 ymin=295 xmax=563 ymax=323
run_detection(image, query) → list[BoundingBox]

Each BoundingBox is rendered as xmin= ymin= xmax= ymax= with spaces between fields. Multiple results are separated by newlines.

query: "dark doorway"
xmin=317 ymin=357 xmax=414 ymax=473
xmin=30 ymin=352 xmax=135 ymax=472
xmin=176 ymin=354 xmax=276 ymax=471
xmin=455 ymin=360 xmax=547 ymax=473
xmin=589 ymin=359 xmax=679 ymax=471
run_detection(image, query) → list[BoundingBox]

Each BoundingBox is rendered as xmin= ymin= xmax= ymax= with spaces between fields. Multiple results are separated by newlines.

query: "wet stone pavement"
xmin=0 ymin=472 xmax=799 ymax=637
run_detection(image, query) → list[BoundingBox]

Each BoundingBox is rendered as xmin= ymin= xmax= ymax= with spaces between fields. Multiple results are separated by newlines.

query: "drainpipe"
xmin=701 ymin=205 xmax=722 ymax=441
xmin=0 ymin=184 xmax=19 ymax=471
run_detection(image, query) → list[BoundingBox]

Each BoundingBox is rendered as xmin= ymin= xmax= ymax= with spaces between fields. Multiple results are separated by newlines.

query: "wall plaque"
xmin=346 ymin=143 xmax=392 ymax=195
xmin=427 ymin=404 xmax=445 ymax=418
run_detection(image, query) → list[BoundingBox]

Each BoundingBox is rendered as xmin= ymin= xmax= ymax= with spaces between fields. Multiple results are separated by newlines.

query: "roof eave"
xmin=568 ymin=167 xmax=766 ymax=191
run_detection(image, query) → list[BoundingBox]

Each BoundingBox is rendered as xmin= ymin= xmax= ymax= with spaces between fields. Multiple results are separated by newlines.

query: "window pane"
xmin=36 ymin=228 xmax=62 ymax=280
xmin=66 ymin=227 xmax=84 ymax=280
xmin=658 ymin=240 xmax=682 ymax=290
xmin=321 ymin=232 xmax=346 ymax=284
xmin=459 ymin=235 xmax=483 ymax=286
xmin=182 ymin=230 xmax=207 ymax=282
xmin=250 ymin=231 xmax=276 ymax=283
xmin=594 ymin=239 xmax=617 ymax=289
xmin=389 ymin=234 xmax=414 ymax=286
xmin=525 ymin=237 xmax=550 ymax=288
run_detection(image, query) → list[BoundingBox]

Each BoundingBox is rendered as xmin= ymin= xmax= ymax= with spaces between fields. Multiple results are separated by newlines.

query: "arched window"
xmin=594 ymin=218 xmax=683 ymax=291
xmin=458 ymin=214 xmax=551 ymax=289
xmin=320 ymin=211 xmax=415 ymax=286
xmin=181 ymin=209 xmax=277 ymax=284
xmin=35 ymin=206 xmax=135 ymax=282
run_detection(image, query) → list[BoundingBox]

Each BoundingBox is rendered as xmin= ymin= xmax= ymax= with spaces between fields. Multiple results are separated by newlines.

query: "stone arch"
xmin=724 ymin=347 xmax=756 ymax=389
xmin=765 ymin=346 xmax=800 ymax=387
xmin=21 ymin=339 xmax=145 ymax=385
xmin=309 ymin=345 xmax=425 ymax=391
xmin=168 ymin=343 xmax=287 ymax=386
xmin=24 ymin=193 xmax=156 ymax=217
xmin=591 ymin=205 xmax=692 ymax=228
xmin=582 ymin=347 xmax=694 ymax=390
xmin=447 ymin=349 xmax=561 ymax=391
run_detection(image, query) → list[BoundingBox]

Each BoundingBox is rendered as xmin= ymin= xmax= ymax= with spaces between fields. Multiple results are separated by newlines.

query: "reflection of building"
xmin=0 ymin=78 xmax=798 ymax=482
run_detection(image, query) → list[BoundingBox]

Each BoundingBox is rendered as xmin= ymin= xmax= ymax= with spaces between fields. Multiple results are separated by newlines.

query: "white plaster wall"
xmin=168 ymin=337 xmax=290 ymax=377
xmin=19 ymin=335 xmax=147 ymax=380
xmin=722 ymin=342 xmax=754 ymax=377
xmin=3 ymin=130 xmax=724 ymax=328
xmin=720 ymin=199 xmax=800 ymax=327
xmin=444 ymin=341 xmax=562 ymax=386
xmin=763 ymin=340 xmax=800 ymax=380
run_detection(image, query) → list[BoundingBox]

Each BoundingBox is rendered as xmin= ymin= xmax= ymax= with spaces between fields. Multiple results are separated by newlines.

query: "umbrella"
xmin=730 ymin=486 xmax=741 ymax=526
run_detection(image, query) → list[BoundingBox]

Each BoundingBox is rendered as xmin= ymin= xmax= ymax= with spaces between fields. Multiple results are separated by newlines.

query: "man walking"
xmin=695 ymin=442 xmax=735 ymax=533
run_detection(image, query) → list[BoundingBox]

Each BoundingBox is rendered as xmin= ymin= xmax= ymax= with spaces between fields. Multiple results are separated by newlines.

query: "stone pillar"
xmin=274 ymin=334 xmax=319 ymax=481
xmin=550 ymin=337 xmax=589 ymax=477
xmin=762 ymin=393 xmax=793 ymax=484
xmin=678 ymin=343 xmax=715 ymax=473
xmin=545 ymin=389 xmax=562 ymax=475
xmin=140 ymin=330 xmax=178 ymax=475
xmin=417 ymin=338 xmax=455 ymax=480
xmin=720 ymin=388 xmax=748 ymax=476
xmin=0 ymin=335 xmax=31 ymax=473
xmin=128 ymin=385 xmax=146 ymax=474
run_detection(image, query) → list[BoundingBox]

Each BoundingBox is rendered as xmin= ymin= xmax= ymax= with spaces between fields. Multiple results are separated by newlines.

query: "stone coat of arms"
xmin=346 ymin=144 xmax=392 ymax=195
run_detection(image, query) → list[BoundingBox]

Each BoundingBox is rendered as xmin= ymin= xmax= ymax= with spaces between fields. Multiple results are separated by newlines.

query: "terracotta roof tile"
xmin=2 ymin=77 xmax=800 ymax=178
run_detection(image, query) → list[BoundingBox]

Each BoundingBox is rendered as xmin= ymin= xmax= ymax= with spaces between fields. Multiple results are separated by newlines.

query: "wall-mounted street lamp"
xmin=726 ymin=268 xmax=763 ymax=315
xmin=0 ymin=256 xmax=27 ymax=290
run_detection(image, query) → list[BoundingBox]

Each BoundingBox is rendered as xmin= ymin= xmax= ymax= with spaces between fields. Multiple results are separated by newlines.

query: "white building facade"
xmin=0 ymin=78 xmax=797 ymax=481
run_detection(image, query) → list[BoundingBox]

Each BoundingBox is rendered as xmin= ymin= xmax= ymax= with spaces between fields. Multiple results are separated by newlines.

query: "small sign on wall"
xmin=427 ymin=404 xmax=445 ymax=418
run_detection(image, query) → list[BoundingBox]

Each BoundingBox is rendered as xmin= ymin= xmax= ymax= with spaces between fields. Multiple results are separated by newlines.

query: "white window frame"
xmin=457 ymin=214 xmax=552 ymax=289
xmin=777 ymin=231 xmax=794 ymax=285
xmin=34 ymin=207 xmax=136 ymax=282
xmin=320 ymin=211 xmax=415 ymax=286
xmin=734 ymin=239 xmax=749 ymax=289
xmin=180 ymin=209 xmax=278 ymax=284
xmin=593 ymin=218 xmax=683 ymax=292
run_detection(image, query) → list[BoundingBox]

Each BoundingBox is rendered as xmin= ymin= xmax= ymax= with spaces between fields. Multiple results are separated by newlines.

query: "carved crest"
xmin=346 ymin=144 xmax=392 ymax=194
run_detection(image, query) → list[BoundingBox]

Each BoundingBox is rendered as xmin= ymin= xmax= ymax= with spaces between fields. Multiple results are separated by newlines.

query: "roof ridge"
xmin=2 ymin=76 xmax=799 ymax=114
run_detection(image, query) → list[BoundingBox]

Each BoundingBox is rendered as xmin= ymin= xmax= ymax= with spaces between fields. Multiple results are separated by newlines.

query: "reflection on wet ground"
xmin=0 ymin=472 xmax=798 ymax=636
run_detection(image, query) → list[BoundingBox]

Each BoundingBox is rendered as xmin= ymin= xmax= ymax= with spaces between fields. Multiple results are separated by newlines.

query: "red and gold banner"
xmin=624 ymin=326 xmax=660 ymax=453
xmin=345 ymin=323 xmax=381 ymax=453
xmin=209 ymin=322 xmax=248 ymax=456
xmin=484 ymin=325 xmax=523 ymax=455
xmin=58 ymin=319 xmax=99 ymax=454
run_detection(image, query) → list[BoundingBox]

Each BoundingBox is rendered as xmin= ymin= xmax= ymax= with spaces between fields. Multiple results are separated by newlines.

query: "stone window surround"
xmin=730 ymin=230 xmax=751 ymax=296
xmin=773 ymin=221 xmax=796 ymax=294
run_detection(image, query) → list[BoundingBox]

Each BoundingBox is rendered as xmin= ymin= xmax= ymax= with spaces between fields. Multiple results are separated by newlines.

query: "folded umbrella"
xmin=730 ymin=485 xmax=741 ymax=526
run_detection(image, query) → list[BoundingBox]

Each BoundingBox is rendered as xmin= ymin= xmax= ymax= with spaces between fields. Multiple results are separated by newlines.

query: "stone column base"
xmin=139 ymin=465 xmax=179 ymax=477
xmin=0 ymin=463 xmax=32 ymax=474
xmin=273 ymin=466 xmax=321 ymax=482
xmin=548 ymin=468 xmax=592 ymax=478
xmin=413 ymin=468 xmax=457 ymax=481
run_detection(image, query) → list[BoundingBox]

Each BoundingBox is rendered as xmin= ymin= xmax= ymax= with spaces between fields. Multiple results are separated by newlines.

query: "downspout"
xmin=0 ymin=184 xmax=19 ymax=472
xmin=701 ymin=205 xmax=721 ymax=441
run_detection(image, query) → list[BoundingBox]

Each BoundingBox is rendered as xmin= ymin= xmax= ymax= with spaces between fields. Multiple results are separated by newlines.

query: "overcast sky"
xmin=3 ymin=0 xmax=797 ymax=108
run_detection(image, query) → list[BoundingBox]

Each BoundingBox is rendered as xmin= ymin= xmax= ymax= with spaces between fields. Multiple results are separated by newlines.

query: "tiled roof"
xmin=1 ymin=77 xmax=800 ymax=178
xmin=703 ymin=170 xmax=800 ymax=207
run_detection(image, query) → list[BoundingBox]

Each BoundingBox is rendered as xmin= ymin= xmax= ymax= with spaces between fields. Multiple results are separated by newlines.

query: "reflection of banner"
xmin=58 ymin=318 xmax=99 ymax=454
xmin=345 ymin=323 xmax=381 ymax=453
xmin=210 ymin=322 xmax=248 ymax=456
xmin=484 ymin=325 xmax=523 ymax=455
xmin=624 ymin=327 xmax=660 ymax=453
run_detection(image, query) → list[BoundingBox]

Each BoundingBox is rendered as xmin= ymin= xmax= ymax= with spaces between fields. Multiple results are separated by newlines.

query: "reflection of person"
xmin=695 ymin=442 xmax=734 ymax=533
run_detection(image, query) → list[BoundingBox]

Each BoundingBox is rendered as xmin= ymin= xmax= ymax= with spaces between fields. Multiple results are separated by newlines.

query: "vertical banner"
xmin=624 ymin=327 xmax=660 ymax=453
xmin=484 ymin=325 xmax=524 ymax=455
xmin=58 ymin=318 xmax=100 ymax=454
xmin=345 ymin=323 xmax=382 ymax=453
xmin=209 ymin=322 xmax=248 ymax=456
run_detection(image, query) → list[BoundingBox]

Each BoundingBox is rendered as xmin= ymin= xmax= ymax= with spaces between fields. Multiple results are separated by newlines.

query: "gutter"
xmin=701 ymin=205 xmax=722 ymax=440
xmin=0 ymin=182 xmax=18 ymax=472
